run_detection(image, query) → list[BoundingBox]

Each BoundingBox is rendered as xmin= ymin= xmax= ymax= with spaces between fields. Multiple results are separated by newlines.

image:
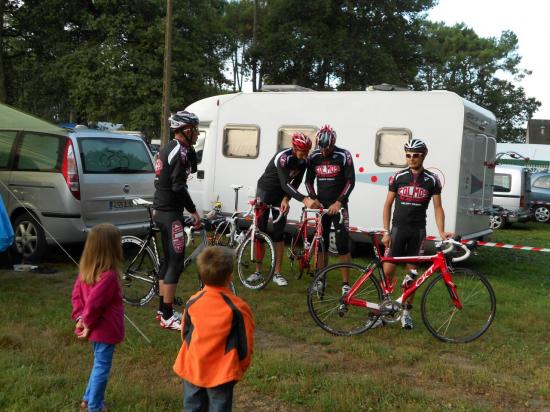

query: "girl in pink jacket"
xmin=71 ymin=223 xmax=124 ymax=412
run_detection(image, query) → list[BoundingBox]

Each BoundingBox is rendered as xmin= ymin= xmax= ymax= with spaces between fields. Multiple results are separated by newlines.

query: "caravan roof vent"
xmin=260 ymin=85 xmax=314 ymax=92
xmin=367 ymin=83 xmax=410 ymax=91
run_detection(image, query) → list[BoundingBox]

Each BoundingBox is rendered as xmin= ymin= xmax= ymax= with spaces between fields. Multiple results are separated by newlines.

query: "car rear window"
xmin=78 ymin=137 xmax=154 ymax=174
xmin=493 ymin=173 xmax=511 ymax=193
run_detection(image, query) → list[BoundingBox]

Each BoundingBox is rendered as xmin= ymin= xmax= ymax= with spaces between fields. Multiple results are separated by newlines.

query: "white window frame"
xmin=222 ymin=125 xmax=260 ymax=159
xmin=375 ymin=128 xmax=412 ymax=167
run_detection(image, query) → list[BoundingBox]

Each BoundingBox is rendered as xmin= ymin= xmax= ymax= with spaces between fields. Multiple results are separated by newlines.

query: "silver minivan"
xmin=0 ymin=127 xmax=154 ymax=261
xmin=490 ymin=164 xmax=532 ymax=229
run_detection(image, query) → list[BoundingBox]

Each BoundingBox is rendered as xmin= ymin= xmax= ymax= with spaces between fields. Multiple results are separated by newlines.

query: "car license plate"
xmin=109 ymin=200 xmax=134 ymax=209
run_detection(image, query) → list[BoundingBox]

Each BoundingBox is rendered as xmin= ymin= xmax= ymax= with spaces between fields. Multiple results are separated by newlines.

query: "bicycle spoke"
xmin=421 ymin=268 xmax=496 ymax=343
xmin=307 ymin=262 xmax=382 ymax=336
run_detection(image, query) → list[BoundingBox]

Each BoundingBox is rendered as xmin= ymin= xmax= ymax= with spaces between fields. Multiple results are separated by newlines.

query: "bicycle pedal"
xmin=174 ymin=297 xmax=184 ymax=306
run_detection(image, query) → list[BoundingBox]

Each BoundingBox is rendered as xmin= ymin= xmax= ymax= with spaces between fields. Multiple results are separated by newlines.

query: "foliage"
xmin=0 ymin=1 xmax=542 ymax=140
xmin=416 ymin=22 xmax=541 ymax=142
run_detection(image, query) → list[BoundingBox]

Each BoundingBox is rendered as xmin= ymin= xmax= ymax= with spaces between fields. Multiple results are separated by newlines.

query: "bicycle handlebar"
xmin=302 ymin=208 xmax=345 ymax=224
xmin=437 ymin=238 xmax=472 ymax=262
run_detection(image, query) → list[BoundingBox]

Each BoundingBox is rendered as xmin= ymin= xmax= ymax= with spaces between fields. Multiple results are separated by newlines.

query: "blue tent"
xmin=0 ymin=195 xmax=14 ymax=252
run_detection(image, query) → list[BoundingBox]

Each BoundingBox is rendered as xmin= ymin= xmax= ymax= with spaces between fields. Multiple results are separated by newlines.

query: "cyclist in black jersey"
xmin=305 ymin=125 xmax=355 ymax=296
xmin=381 ymin=138 xmax=453 ymax=329
xmin=152 ymin=111 xmax=201 ymax=331
xmin=249 ymin=133 xmax=320 ymax=287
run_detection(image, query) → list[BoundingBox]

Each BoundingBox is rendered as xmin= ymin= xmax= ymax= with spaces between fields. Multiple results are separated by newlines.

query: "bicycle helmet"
xmin=291 ymin=132 xmax=312 ymax=152
xmin=316 ymin=124 xmax=337 ymax=148
xmin=169 ymin=111 xmax=199 ymax=130
xmin=404 ymin=138 xmax=427 ymax=153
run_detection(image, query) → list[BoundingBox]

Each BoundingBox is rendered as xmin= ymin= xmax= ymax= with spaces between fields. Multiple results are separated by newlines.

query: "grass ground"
xmin=0 ymin=222 xmax=549 ymax=411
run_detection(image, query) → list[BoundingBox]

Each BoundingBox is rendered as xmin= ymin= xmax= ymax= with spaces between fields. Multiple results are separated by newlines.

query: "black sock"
xmin=342 ymin=282 xmax=350 ymax=286
xmin=158 ymin=296 xmax=164 ymax=313
xmin=162 ymin=303 xmax=174 ymax=320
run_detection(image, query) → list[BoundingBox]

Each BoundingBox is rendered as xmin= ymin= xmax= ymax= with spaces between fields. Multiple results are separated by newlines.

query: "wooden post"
xmin=160 ymin=0 xmax=174 ymax=148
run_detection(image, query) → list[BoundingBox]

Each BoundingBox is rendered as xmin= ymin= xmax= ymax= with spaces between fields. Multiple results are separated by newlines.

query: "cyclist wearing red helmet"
xmin=305 ymin=125 xmax=355 ymax=295
xmin=382 ymin=138 xmax=453 ymax=329
xmin=251 ymin=132 xmax=321 ymax=286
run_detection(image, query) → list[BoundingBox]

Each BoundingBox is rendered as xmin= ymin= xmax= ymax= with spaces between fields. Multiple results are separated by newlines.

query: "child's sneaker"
xmin=272 ymin=273 xmax=288 ymax=286
xmin=160 ymin=314 xmax=182 ymax=331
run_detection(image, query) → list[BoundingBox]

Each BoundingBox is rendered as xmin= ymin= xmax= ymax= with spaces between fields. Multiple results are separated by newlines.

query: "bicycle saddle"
xmin=230 ymin=184 xmax=243 ymax=190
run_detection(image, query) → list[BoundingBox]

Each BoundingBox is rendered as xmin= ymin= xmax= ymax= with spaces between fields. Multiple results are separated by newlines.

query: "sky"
xmin=428 ymin=0 xmax=550 ymax=119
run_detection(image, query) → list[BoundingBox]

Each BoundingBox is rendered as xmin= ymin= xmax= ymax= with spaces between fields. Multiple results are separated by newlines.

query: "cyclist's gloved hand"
xmin=328 ymin=200 xmax=342 ymax=215
xmin=280 ymin=198 xmax=289 ymax=215
xmin=440 ymin=231 xmax=454 ymax=240
xmin=191 ymin=211 xmax=201 ymax=228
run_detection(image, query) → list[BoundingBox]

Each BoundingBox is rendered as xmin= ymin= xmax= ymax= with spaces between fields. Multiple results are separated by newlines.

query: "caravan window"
xmin=223 ymin=126 xmax=259 ymax=158
xmin=0 ymin=131 xmax=17 ymax=169
xmin=277 ymin=127 xmax=317 ymax=150
xmin=493 ymin=174 xmax=511 ymax=193
xmin=375 ymin=129 xmax=411 ymax=167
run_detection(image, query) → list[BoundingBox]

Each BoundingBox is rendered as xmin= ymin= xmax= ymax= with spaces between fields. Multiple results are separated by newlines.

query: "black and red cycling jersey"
xmin=389 ymin=167 xmax=442 ymax=227
xmin=305 ymin=146 xmax=355 ymax=205
xmin=153 ymin=139 xmax=197 ymax=213
xmin=256 ymin=148 xmax=308 ymax=203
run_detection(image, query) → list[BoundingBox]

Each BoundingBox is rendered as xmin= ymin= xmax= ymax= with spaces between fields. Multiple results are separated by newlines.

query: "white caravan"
xmin=185 ymin=89 xmax=496 ymax=243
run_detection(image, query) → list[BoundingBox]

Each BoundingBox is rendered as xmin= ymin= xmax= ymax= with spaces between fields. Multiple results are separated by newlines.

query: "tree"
xmin=417 ymin=22 xmax=541 ymax=142
xmin=255 ymin=0 xmax=434 ymax=90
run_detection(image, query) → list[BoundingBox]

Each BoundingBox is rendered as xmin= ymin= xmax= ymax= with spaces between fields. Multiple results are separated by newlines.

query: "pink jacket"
xmin=71 ymin=269 xmax=124 ymax=344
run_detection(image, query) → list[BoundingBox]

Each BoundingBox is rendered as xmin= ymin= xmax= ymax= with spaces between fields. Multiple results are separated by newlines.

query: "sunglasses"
xmin=406 ymin=153 xmax=422 ymax=159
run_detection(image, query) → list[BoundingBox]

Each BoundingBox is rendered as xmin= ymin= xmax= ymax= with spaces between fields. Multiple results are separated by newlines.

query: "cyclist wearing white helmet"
xmin=305 ymin=125 xmax=355 ymax=296
xmin=381 ymin=138 xmax=453 ymax=330
xmin=152 ymin=110 xmax=201 ymax=331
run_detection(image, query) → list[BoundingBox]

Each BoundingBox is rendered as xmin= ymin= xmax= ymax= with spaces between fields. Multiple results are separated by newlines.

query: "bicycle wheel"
xmin=288 ymin=231 xmax=306 ymax=280
xmin=236 ymin=231 xmax=275 ymax=290
xmin=211 ymin=220 xmax=233 ymax=247
xmin=420 ymin=268 xmax=496 ymax=343
xmin=121 ymin=236 xmax=159 ymax=306
xmin=307 ymin=262 xmax=383 ymax=336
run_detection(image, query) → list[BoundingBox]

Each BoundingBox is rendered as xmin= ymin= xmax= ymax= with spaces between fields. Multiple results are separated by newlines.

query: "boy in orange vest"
xmin=173 ymin=246 xmax=255 ymax=411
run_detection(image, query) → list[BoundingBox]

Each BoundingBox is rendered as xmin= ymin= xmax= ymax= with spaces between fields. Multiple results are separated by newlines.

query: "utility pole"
xmin=251 ymin=0 xmax=259 ymax=92
xmin=160 ymin=0 xmax=174 ymax=148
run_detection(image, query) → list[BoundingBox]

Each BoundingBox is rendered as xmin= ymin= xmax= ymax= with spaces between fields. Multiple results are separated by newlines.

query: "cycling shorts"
xmin=385 ymin=226 xmax=426 ymax=258
xmin=153 ymin=209 xmax=186 ymax=284
xmin=256 ymin=187 xmax=286 ymax=242
xmin=321 ymin=207 xmax=350 ymax=255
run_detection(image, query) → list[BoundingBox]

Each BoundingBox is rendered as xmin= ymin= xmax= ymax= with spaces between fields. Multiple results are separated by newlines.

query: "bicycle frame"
xmin=344 ymin=232 xmax=462 ymax=312
xmin=291 ymin=209 xmax=326 ymax=271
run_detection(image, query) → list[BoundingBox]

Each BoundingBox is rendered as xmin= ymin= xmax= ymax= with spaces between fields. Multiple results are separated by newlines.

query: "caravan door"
xmin=187 ymin=126 xmax=214 ymax=213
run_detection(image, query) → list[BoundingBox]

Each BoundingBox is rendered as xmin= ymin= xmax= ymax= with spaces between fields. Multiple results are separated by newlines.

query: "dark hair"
xmin=197 ymin=246 xmax=234 ymax=286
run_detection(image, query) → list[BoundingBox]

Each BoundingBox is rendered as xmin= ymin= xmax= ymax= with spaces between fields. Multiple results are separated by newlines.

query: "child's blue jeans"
xmin=183 ymin=379 xmax=236 ymax=412
xmin=83 ymin=342 xmax=115 ymax=412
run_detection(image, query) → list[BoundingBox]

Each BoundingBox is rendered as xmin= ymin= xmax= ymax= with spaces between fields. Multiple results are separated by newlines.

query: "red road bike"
xmin=307 ymin=231 xmax=496 ymax=343
xmin=288 ymin=208 xmax=343 ymax=279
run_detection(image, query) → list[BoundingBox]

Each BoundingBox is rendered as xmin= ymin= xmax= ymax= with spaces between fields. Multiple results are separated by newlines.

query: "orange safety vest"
xmin=173 ymin=285 xmax=255 ymax=388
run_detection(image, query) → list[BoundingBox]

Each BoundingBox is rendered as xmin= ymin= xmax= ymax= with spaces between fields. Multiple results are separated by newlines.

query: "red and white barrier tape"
xmin=425 ymin=235 xmax=550 ymax=252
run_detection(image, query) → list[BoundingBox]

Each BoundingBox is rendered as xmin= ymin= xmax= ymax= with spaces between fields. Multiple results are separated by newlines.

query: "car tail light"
xmin=520 ymin=195 xmax=525 ymax=208
xmin=61 ymin=139 xmax=80 ymax=199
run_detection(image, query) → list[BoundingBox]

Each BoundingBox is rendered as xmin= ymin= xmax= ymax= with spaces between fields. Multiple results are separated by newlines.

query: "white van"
xmin=184 ymin=88 xmax=497 ymax=243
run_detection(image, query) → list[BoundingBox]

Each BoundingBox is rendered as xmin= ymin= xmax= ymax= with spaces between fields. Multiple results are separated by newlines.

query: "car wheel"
xmin=12 ymin=212 xmax=47 ymax=262
xmin=489 ymin=214 xmax=505 ymax=230
xmin=534 ymin=206 xmax=550 ymax=223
